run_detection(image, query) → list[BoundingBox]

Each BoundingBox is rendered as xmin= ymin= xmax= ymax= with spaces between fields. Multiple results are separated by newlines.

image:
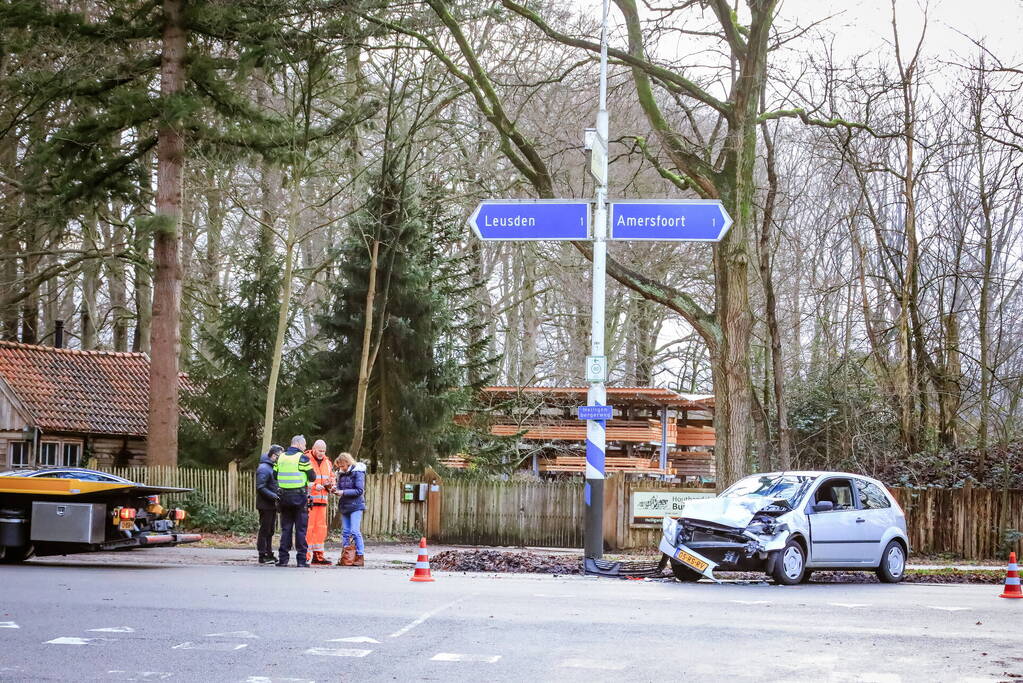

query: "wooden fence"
xmin=99 ymin=466 xmax=428 ymax=539
xmin=438 ymin=479 xmax=584 ymax=547
xmin=97 ymin=466 xmax=1023 ymax=558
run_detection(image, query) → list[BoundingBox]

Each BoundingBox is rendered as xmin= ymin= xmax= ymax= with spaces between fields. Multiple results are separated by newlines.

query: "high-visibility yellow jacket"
xmin=274 ymin=450 xmax=313 ymax=489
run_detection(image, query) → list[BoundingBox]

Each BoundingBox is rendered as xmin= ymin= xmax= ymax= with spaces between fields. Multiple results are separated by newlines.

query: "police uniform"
xmin=273 ymin=447 xmax=314 ymax=566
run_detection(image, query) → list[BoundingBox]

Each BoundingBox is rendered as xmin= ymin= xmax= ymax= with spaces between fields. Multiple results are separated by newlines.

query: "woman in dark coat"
xmin=333 ymin=452 xmax=366 ymax=566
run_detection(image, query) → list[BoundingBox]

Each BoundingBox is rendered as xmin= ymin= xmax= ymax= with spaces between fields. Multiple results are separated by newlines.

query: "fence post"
xmin=424 ymin=466 xmax=442 ymax=540
xmin=227 ymin=461 xmax=238 ymax=511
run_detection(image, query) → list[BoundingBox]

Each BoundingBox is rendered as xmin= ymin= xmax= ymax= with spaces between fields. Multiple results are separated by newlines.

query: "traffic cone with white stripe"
xmin=410 ymin=537 xmax=435 ymax=583
xmin=999 ymin=552 xmax=1022 ymax=599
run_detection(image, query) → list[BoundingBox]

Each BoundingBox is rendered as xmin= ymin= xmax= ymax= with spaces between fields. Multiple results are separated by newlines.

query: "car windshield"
xmin=720 ymin=474 xmax=816 ymax=504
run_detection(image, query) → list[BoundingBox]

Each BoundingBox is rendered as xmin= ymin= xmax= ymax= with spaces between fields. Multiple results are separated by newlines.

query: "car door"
xmin=852 ymin=478 xmax=897 ymax=565
xmin=806 ymin=477 xmax=866 ymax=564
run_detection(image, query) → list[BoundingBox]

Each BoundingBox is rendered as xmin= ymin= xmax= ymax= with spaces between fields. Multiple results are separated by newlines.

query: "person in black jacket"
xmin=255 ymin=444 xmax=284 ymax=564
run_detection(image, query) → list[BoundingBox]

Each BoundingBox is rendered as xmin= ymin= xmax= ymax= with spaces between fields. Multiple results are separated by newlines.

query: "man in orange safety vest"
xmin=306 ymin=439 xmax=334 ymax=565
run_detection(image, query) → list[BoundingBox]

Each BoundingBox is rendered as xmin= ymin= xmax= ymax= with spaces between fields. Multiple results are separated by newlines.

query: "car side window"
xmin=855 ymin=480 xmax=891 ymax=509
xmin=814 ymin=479 xmax=856 ymax=511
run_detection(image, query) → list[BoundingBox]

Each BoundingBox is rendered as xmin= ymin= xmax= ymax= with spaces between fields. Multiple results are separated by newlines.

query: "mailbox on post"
xmin=402 ymin=483 xmax=428 ymax=502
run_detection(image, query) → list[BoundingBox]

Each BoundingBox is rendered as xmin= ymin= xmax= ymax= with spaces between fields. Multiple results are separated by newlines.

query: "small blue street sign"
xmin=577 ymin=405 xmax=614 ymax=421
xmin=468 ymin=200 xmax=590 ymax=241
xmin=609 ymin=200 xmax=732 ymax=241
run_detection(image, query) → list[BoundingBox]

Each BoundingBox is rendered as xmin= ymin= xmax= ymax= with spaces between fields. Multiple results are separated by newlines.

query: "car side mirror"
xmin=812 ymin=501 xmax=834 ymax=513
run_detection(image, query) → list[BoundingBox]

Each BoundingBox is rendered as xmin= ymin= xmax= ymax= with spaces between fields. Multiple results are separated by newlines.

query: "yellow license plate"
xmin=674 ymin=548 xmax=709 ymax=572
xmin=119 ymin=520 xmax=135 ymax=531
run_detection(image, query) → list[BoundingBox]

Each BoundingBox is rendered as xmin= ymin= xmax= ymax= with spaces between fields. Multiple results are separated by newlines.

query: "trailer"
xmin=0 ymin=468 xmax=202 ymax=563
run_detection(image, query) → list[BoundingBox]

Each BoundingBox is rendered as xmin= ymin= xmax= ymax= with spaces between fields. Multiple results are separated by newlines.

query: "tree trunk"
xmin=349 ymin=238 xmax=380 ymax=460
xmin=108 ymin=209 xmax=130 ymax=352
xmin=147 ymin=0 xmax=186 ymax=467
xmin=80 ymin=213 xmax=100 ymax=350
xmin=259 ymin=177 xmax=298 ymax=456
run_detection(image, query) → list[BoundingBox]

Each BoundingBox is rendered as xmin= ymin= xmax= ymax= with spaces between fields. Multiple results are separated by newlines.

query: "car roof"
xmin=0 ymin=467 xmax=133 ymax=483
xmin=739 ymin=471 xmax=888 ymax=484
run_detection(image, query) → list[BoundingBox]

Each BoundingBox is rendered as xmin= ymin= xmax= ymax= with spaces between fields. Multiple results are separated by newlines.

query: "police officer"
xmin=273 ymin=435 xmax=315 ymax=567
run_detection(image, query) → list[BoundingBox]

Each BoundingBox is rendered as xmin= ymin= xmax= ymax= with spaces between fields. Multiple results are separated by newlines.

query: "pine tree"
xmin=180 ymin=237 xmax=312 ymax=468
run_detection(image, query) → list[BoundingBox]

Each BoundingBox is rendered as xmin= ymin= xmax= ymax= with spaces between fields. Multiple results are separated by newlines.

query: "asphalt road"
xmin=0 ymin=555 xmax=1019 ymax=682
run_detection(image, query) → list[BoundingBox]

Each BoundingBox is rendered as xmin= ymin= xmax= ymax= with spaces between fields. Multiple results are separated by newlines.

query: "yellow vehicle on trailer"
xmin=0 ymin=467 xmax=202 ymax=563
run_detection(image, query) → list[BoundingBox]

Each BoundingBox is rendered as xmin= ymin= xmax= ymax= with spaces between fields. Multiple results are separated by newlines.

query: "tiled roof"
xmin=0 ymin=341 xmax=152 ymax=437
xmin=482 ymin=385 xmax=715 ymax=409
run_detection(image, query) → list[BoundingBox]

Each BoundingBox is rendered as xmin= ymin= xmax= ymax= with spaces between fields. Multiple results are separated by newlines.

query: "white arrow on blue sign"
xmin=609 ymin=199 xmax=732 ymax=241
xmin=468 ymin=200 xmax=590 ymax=241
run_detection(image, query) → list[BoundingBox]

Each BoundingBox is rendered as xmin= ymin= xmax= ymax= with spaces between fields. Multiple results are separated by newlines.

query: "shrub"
xmin=180 ymin=492 xmax=258 ymax=534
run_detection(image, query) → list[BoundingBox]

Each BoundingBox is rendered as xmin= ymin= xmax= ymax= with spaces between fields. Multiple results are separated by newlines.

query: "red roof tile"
xmin=0 ymin=341 xmax=152 ymax=437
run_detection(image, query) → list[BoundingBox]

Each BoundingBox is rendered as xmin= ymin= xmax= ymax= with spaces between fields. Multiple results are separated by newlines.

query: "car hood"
xmin=677 ymin=495 xmax=788 ymax=529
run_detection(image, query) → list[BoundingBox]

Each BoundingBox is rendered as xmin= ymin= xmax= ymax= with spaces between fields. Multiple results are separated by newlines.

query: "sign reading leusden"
xmin=630 ymin=490 xmax=716 ymax=526
xmin=610 ymin=200 xmax=732 ymax=242
xmin=468 ymin=200 xmax=590 ymax=241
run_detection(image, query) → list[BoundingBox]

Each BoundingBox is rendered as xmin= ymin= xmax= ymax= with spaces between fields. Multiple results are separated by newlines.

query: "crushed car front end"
xmin=658 ymin=474 xmax=817 ymax=581
xmin=660 ymin=505 xmax=795 ymax=580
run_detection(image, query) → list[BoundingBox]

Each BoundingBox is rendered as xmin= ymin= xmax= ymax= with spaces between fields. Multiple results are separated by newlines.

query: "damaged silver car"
xmin=658 ymin=471 xmax=910 ymax=585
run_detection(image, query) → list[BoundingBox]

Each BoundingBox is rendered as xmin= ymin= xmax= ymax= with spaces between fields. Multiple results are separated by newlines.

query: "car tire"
xmin=669 ymin=558 xmax=702 ymax=582
xmin=771 ymin=539 xmax=805 ymax=585
xmin=876 ymin=540 xmax=906 ymax=583
xmin=0 ymin=544 xmax=34 ymax=564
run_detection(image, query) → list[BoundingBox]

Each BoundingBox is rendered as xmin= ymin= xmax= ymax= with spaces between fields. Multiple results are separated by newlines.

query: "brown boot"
xmin=312 ymin=552 xmax=330 ymax=565
xmin=352 ymin=554 xmax=364 ymax=567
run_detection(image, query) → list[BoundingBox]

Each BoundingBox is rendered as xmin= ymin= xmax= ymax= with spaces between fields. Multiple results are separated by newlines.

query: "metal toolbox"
xmin=30 ymin=502 xmax=106 ymax=544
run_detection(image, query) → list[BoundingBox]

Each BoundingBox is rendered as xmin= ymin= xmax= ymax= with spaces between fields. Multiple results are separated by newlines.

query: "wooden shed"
xmin=0 ymin=341 xmax=154 ymax=469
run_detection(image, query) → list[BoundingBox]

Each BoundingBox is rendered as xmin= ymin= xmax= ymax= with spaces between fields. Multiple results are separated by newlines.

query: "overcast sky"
xmin=572 ymin=0 xmax=1023 ymax=65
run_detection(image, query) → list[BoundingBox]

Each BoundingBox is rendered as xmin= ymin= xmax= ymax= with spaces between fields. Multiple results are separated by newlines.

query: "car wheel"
xmin=669 ymin=558 xmax=702 ymax=582
xmin=876 ymin=540 xmax=906 ymax=583
xmin=0 ymin=544 xmax=34 ymax=564
xmin=771 ymin=539 xmax=805 ymax=585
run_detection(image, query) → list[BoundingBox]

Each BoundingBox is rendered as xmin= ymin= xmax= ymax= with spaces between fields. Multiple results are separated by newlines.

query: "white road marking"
xmin=89 ymin=626 xmax=135 ymax=633
xmin=828 ymin=603 xmax=870 ymax=608
xmin=0 ymin=622 xmax=19 ymax=629
xmin=171 ymin=641 xmax=247 ymax=651
xmin=730 ymin=600 xmax=771 ymax=605
xmin=326 ymin=636 xmax=380 ymax=643
xmin=106 ymin=672 xmax=172 ymax=681
xmin=927 ymin=606 xmax=969 ymax=612
xmin=46 ymin=636 xmax=108 ymax=645
xmin=304 ymin=648 xmax=372 ymax=657
xmin=430 ymin=653 xmax=501 ymax=663
xmin=243 ymin=678 xmax=313 ymax=683
xmin=205 ymin=630 xmax=260 ymax=638
xmin=838 ymin=674 xmax=901 ymax=683
xmin=559 ymin=659 xmax=627 ymax=670
xmin=388 ymin=596 xmax=469 ymax=638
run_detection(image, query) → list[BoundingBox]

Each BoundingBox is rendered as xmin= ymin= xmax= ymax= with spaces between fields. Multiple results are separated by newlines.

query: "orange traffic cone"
xmin=410 ymin=537 xmax=435 ymax=583
xmin=1000 ymin=552 xmax=1022 ymax=599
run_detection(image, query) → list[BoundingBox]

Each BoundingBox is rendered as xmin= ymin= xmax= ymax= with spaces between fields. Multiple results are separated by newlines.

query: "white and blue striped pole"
xmin=584 ymin=0 xmax=610 ymax=561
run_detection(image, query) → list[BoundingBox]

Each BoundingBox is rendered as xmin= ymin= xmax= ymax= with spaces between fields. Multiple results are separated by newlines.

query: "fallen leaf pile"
xmin=431 ymin=549 xmax=581 ymax=575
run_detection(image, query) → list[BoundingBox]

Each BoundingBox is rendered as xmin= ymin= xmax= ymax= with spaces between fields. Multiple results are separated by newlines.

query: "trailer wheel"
xmin=0 ymin=544 xmax=34 ymax=563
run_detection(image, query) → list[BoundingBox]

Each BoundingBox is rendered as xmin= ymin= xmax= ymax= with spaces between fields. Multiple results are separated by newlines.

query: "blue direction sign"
xmin=610 ymin=200 xmax=732 ymax=241
xmin=577 ymin=405 xmax=614 ymax=421
xmin=469 ymin=200 xmax=590 ymax=241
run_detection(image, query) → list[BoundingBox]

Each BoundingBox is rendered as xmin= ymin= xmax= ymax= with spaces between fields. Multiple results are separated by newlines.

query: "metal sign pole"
xmin=584 ymin=0 xmax=610 ymax=562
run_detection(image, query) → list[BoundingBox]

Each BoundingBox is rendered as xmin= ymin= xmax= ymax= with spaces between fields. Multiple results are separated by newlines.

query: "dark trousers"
xmin=257 ymin=508 xmax=277 ymax=556
xmin=278 ymin=489 xmax=309 ymax=562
